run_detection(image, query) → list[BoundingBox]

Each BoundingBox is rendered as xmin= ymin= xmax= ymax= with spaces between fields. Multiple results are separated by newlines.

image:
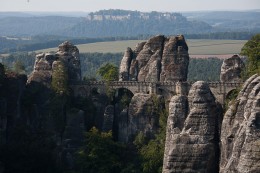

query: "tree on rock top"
xmin=241 ymin=34 xmax=260 ymax=77
xmin=97 ymin=63 xmax=119 ymax=81
xmin=51 ymin=60 xmax=69 ymax=95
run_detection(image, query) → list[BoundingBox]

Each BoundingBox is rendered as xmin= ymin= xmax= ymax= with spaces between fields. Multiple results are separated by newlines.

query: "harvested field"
xmin=34 ymin=39 xmax=247 ymax=57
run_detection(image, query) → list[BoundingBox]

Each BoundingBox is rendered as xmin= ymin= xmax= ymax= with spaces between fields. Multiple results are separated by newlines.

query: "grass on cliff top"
xmin=36 ymin=39 xmax=247 ymax=56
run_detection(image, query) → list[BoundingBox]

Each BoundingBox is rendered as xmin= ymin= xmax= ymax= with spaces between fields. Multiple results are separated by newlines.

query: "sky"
xmin=0 ymin=0 xmax=260 ymax=12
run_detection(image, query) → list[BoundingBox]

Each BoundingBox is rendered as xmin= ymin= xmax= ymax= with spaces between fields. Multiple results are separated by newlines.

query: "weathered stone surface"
xmin=118 ymin=108 xmax=129 ymax=143
xmin=163 ymin=81 xmax=221 ymax=173
xmin=160 ymin=35 xmax=189 ymax=82
xmin=28 ymin=41 xmax=81 ymax=86
xmin=0 ymin=73 xmax=27 ymax=145
xmin=27 ymin=53 xmax=55 ymax=86
xmin=62 ymin=110 xmax=85 ymax=170
xmin=56 ymin=41 xmax=81 ymax=81
xmin=119 ymin=35 xmax=189 ymax=82
xmin=220 ymin=74 xmax=260 ymax=173
xmin=119 ymin=47 xmax=133 ymax=81
xmin=102 ymin=105 xmax=115 ymax=132
xmin=220 ymin=54 xmax=245 ymax=82
xmin=118 ymin=93 xmax=163 ymax=142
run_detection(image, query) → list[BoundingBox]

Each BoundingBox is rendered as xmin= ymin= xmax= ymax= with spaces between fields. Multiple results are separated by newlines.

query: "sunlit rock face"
xmin=220 ymin=54 xmax=245 ymax=83
xmin=220 ymin=74 xmax=260 ymax=173
xmin=163 ymin=81 xmax=222 ymax=173
xmin=27 ymin=41 xmax=81 ymax=86
xmin=119 ymin=35 xmax=189 ymax=82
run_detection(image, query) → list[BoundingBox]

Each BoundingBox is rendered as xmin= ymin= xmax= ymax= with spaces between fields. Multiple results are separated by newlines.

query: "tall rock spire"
xmin=119 ymin=35 xmax=189 ymax=82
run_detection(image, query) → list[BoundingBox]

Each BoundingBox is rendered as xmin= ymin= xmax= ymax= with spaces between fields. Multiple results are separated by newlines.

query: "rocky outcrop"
xmin=28 ymin=41 xmax=81 ymax=86
xmin=163 ymin=81 xmax=221 ymax=173
xmin=62 ymin=110 xmax=85 ymax=170
xmin=220 ymin=55 xmax=245 ymax=82
xmin=220 ymin=74 xmax=260 ymax=173
xmin=119 ymin=35 xmax=189 ymax=82
xmin=118 ymin=93 xmax=164 ymax=143
xmin=119 ymin=47 xmax=133 ymax=81
xmin=102 ymin=105 xmax=115 ymax=132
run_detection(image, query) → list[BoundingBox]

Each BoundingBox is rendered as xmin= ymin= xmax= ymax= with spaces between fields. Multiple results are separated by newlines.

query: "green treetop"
xmin=241 ymin=34 xmax=260 ymax=77
xmin=97 ymin=63 xmax=119 ymax=81
xmin=51 ymin=60 xmax=69 ymax=95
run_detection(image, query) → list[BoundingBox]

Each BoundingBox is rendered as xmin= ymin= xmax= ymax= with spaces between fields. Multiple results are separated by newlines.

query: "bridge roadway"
xmin=70 ymin=81 xmax=243 ymax=105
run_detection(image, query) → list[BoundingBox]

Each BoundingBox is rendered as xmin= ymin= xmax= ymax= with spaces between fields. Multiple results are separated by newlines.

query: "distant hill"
xmin=0 ymin=10 xmax=212 ymax=37
xmin=60 ymin=9 xmax=212 ymax=37
xmin=0 ymin=16 xmax=82 ymax=36
xmin=183 ymin=11 xmax=260 ymax=32
xmin=0 ymin=10 xmax=259 ymax=38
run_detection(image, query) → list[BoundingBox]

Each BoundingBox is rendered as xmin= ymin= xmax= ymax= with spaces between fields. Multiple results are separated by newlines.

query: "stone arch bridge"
xmin=70 ymin=81 xmax=242 ymax=105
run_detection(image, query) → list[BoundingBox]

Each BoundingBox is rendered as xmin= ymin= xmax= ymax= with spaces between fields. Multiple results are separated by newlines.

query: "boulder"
xmin=220 ymin=55 xmax=245 ymax=82
xmin=220 ymin=74 xmax=260 ymax=173
xmin=163 ymin=81 xmax=221 ymax=173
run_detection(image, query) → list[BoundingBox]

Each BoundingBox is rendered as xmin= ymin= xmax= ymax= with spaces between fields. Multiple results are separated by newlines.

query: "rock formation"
xmin=220 ymin=55 xmax=245 ymax=82
xmin=62 ymin=110 xmax=85 ymax=170
xmin=0 ymin=72 xmax=27 ymax=145
xmin=28 ymin=41 xmax=81 ymax=86
xmin=119 ymin=35 xmax=189 ymax=82
xmin=163 ymin=81 xmax=222 ymax=173
xmin=220 ymin=74 xmax=260 ymax=173
xmin=102 ymin=105 xmax=115 ymax=132
xmin=118 ymin=93 xmax=164 ymax=143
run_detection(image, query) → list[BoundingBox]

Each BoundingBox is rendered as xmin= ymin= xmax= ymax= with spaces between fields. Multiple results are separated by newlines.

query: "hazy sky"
xmin=1 ymin=0 xmax=259 ymax=12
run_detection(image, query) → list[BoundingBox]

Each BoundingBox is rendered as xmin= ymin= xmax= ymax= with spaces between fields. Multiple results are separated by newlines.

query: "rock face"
xmin=220 ymin=74 xmax=260 ymax=173
xmin=163 ymin=81 xmax=221 ymax=173
xmin=28 ymin=41 xmax=81 ymax=86
xmin=119 ymin=35 xmax=189 ymax=82
xmin=62 ymin=110 xmax=85 ymax=170
xmin=0 ymin=73 xmax=27 ymax=145
xmin=102 ymin=105 xmax=115 ymax=132
xmin=118 ymin=93 xmax=163 ymax=143
xmin=220 ymin=55 xmax=245 ymax=82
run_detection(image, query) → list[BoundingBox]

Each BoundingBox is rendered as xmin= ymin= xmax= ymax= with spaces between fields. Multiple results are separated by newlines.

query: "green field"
xmin=36 ymin=39 xmax=247 ymax=55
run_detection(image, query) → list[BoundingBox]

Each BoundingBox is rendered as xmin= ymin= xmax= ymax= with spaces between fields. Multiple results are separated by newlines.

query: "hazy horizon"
xmin=1 ymin=0 xmax=260 ymax=12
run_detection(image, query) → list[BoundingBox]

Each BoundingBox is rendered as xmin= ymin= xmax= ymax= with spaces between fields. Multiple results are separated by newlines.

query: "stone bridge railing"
xmin=70 ymin=81 xmax=243 ymax=105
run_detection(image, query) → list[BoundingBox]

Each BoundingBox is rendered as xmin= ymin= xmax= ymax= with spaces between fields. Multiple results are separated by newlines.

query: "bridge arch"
xmin=71 ymin=81 xmax=243 ymax=106
xmin=225 ymin=89 xmax=240 ymax=101
xmin=110 ymin=85 xmax=136 ymax=95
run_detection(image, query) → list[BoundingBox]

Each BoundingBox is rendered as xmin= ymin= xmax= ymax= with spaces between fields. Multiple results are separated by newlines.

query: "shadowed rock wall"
xmin=220 ymin=74 xmax=260 ymax=173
